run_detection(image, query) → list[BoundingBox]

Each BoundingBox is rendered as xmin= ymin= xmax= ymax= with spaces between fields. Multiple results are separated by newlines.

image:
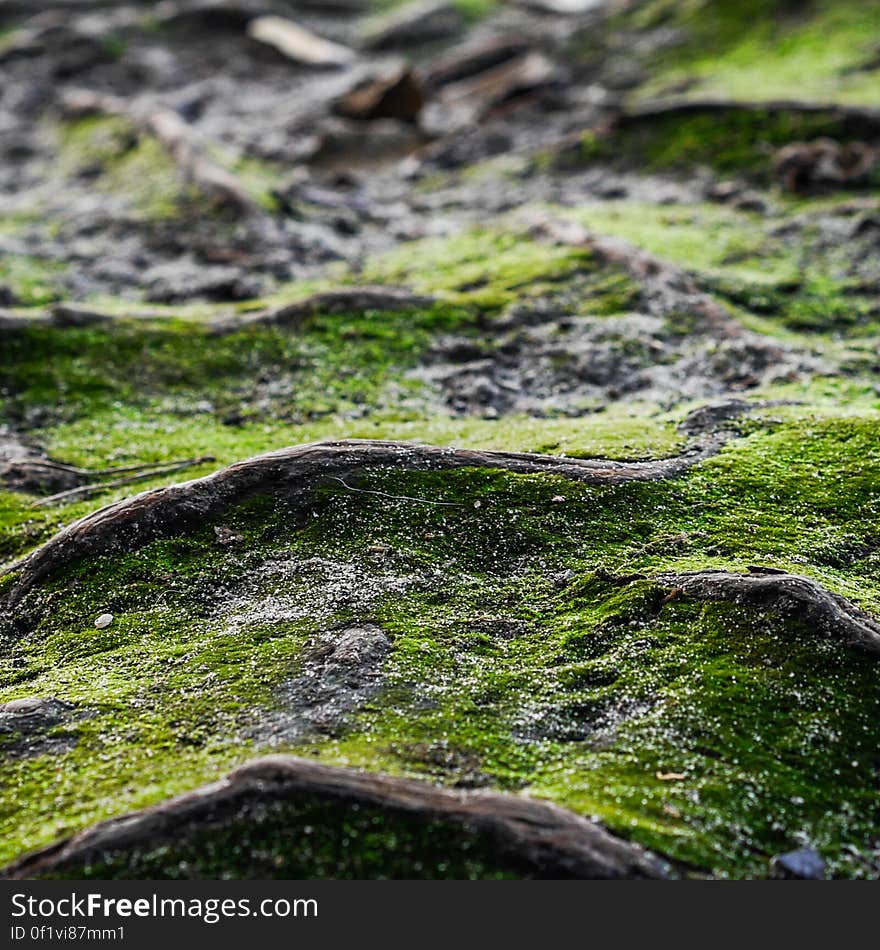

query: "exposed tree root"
xmin=0 ymin=432 xmax=214 ymax=502
xmin=3 ymin=290 xmax=435 ymax=335
xmin=524 ymin=212 xmax=740 ymax=337
xmin=0 ymin=305 xmax=115 ymax=332
xmin=657 ymin=569 xmax=880 ymax=658
xmin=613 ymin=98 xmax=880 ymax=140
xmin=60 ymin=89 xmax=263 ymax=217
xmin=30 ymin=456 xmax=216 ymax=508
xmin=0 ymin=755 xmax=671 ymax=880
xmin=210 ymin=286 xmax=437 ymax=333
xmin=1 ymin=403 xmax=751 ymax=600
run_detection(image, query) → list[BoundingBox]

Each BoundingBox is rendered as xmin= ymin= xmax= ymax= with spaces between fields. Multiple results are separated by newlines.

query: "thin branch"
xmin=32 ymin=456 xmax=215 ymax=507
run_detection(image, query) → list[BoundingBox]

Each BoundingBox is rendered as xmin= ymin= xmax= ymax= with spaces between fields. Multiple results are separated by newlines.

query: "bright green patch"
xmin=562 ymin=200 xmax=880 ymax=338
xmin=359 ymin=228 xmax=596 ymax=310
xmin=0 ymin=255 xmax=67 ymax=307
xmin=55 ymin=116 xmax=277 ymax=221
xmin=621 ymin=0 xmax=880 ymax=106
xmin=56 ymin=116 xmax=191 ymax=221
xmin=370 ymin=0 xmax=498 ymax=24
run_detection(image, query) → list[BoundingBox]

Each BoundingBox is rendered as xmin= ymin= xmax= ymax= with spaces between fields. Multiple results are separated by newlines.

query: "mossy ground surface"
xmin=2 ymin=0 xmax=880 ymax=880
xmin=3 ymin=408 xmax=880 ymax=878
xmin=621 ymin=0 xmax=880 ymax=107
xmin=578 ymin=110 xmax=880 ymax=184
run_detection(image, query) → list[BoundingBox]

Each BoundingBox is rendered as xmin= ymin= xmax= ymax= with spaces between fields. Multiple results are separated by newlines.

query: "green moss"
xmin=3 ymin=409 xmax=880 ymax=876
xmin=2 ymin=0 xmax=878 ymax=883
xmin=566 ymin=201 xmax=794 ymax=284
xmin=359 ymin=228 xmax=596 ymax=310
xmin=0 ymin=227 xmax=637 ymax=430
xmin=0 ymin=255 xmax=67 ymax=307
xmin=54 ymin=116 xmax=277 ymax=220
xmin=347 ymin=589 xmax=880 ymax=879
xmin=0 ymin=403 xmax=682 ymax=566
xmin=702 ymin=272 xmax=879 ymax=333
xmin=0 ymin=307 xmax=466 ymax=428
xmin=370 ymin=0 xmax=498 ymax=23
xmin=56 ymin=116 xmax=191 ymax=221
xmin=560 ymin=199 xmax=880 ymax=340
xmin=451 ymin=0 xmax=499 ymax=21
xmin=578 ymin=107 xmax=879 ymax=180
xmin=0 ymin=226 xmax=683 ymax=565
xmin=625 ymin=0 xmax=880 ymax=106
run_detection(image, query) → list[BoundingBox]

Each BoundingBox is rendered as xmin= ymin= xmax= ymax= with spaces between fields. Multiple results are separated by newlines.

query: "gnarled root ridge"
xmin=525 ymin=212 xmax=743 ymax=338
xmin=659 ymin=569 xmax=880 ymax=658
xmin=3 ymin=403 xmax=748 ymax=600
xmin=613 ymin=98 xmax=880 ymax=140
xmin=0 ymin=755 xmax=671 ymax=880
xmin=60 ymin=89 xmax=262 ymax=217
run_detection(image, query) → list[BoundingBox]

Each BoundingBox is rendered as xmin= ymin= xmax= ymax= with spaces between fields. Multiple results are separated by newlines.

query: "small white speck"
xmin=94 ymin=613 xmax=113 ymax=629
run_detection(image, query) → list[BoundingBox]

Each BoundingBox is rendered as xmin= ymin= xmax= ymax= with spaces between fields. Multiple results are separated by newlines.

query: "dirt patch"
xmin=414 ymin=302 xmax=820 ymax=417
xmin=251 ymin=623 xmax=392 ymax=745
xmin=0 ymin=696 xmax=88 ymax=759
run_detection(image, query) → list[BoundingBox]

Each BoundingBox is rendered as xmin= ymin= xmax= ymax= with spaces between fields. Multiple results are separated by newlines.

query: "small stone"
xmin=214 ymin=525 xmax=244 ymax=546
xmin=770 ymin=848 xmax=826 ymax=880
xmin=333 ymin=67 xmax=424 ymax=123
xmin=94 ymin=613 xmax=113 ymax=629
xmin=552 ymin=570 xmax=575 ymax=589
xmin=0 ymin=697 xmax=54 ymax=716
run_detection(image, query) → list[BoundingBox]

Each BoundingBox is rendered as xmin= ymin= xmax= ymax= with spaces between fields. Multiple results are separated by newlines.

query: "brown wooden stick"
xmin=60 ymin=89 xmax=263 ymax=216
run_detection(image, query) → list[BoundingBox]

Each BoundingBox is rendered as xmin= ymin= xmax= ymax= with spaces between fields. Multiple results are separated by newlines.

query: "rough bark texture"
xmin=1 ymin=755 xmax=670 ymax=880
xmin=659 ymin=569 xmax=880 ymax=657
xmin=3 ymin=405 xmax=748 ymax=600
